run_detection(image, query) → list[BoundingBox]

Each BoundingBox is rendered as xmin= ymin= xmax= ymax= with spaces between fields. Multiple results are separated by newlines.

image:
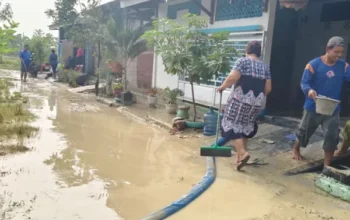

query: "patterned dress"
xmin=221 ymin=57 xmax=271 ymax=140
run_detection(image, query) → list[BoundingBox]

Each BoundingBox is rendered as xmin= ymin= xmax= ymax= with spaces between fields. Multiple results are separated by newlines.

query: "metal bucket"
xmin=315 ymin=96 xmax=340 ymax=116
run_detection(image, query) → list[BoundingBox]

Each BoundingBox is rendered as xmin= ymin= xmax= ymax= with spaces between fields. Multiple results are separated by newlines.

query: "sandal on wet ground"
xmin=246 ymin=158 xmax=268 ymax=166
xmin=237 ymin=154 xmax=251 ymax=171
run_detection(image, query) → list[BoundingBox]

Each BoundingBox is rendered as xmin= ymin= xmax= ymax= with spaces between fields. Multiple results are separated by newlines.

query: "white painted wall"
xmin=178 ymin=81 xmax=231 ymax=106
xmin=153 ymin=0 xmax=277 ymax=106
xmin=290 ymin=0 xmax=350 ymax=101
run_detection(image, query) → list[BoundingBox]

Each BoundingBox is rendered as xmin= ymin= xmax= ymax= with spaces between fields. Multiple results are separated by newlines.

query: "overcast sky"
xmin=6 ymin=0 xmax=117 ymax=37
xmin=5 ymin=0 xmax=58 ymax=37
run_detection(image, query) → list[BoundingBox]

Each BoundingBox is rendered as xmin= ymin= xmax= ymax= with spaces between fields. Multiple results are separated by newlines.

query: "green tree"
xmin=33 ymin=29 xmax=45 ymax=37
xmin=66 ymin=0 xmax=108 ymax=68
xmin=28 ymin=31 xmax=56 ymax=65
xmin=0 ymin=0 xmax=13 ymax=22
xmin=143 ymin=14 xmax=235 ymax=121
xmin=8 ymin=34 xmax=30 ymax=55
xmin=105 ymin=17 xmax=147 ymax=91
xmin=0 ymin=22 xmax=18 ymax=63
xmin=45 ymin=0 xmax=78 ymax=28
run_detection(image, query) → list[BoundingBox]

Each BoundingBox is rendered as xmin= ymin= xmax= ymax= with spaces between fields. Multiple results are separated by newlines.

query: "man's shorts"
xmin=296 ymin=110 xmax=339 ymax=151
xmin=21 ymin=63 xmax=29 ymax=73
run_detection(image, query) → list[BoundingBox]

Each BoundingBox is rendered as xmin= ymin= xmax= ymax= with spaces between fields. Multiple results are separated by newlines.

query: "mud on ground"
xmin=0 ymin=71 xmax=349 ymax=220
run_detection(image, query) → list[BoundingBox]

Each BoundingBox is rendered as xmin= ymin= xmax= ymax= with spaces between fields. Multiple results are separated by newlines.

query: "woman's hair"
xmin=245 ymin=41 xmax=261 ymax=57
xmin=51 ymin=49 xmax=55 ymax=53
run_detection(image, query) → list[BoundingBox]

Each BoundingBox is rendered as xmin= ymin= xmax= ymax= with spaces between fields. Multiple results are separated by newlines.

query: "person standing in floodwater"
xmin=19 ymin=44 xmax=31 ymax=82
xmin=293 ymin=36 xmax=350 ymax=167
xmin=49 ymin=49 xmax=58 ymax=78
xmin=217 ymin=41 xmax=272 ymax=171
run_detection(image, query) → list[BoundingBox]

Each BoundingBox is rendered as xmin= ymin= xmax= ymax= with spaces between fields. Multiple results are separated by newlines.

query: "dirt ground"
xmin=0 ymin=71 xmax=349 ymax=220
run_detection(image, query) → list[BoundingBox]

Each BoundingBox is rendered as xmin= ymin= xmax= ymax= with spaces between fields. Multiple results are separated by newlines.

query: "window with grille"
xmin=179 ymin=39 xmax=263 ymax=87
xmin=215 ymin=0 xmax=264 ymax=21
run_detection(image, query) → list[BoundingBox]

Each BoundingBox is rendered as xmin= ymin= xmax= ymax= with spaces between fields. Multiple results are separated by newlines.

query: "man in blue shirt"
xmin=293 ymin=36 xmax=350 ymax=167
xmin=19 ymin=44 xmax=31 ymax=82
xmin=49 ymin=49 xmax=58 ymax=78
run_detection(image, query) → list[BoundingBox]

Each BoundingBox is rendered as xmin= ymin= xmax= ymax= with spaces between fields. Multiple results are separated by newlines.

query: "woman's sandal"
xmin=237 ymin=153 xmax=251 ymax=171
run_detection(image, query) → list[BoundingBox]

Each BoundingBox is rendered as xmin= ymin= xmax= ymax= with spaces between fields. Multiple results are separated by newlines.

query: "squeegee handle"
xmin=215 ymin=92 xmax=223 ymax=144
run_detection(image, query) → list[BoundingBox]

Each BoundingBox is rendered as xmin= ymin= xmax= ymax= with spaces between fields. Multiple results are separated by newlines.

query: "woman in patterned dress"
xmin=217 ymin=41 xmax=272 ymax=171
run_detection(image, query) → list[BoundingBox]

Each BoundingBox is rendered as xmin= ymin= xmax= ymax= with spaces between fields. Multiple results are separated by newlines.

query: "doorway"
xmin=268 ymin=0 xmax=350 ymax=117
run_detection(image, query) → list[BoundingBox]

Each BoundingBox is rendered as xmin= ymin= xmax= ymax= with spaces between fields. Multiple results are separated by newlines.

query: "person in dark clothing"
xmin=49 ymin=49 xmax=58 ymax=78
xmin=65 ymin=56 xmax=75 ymax=70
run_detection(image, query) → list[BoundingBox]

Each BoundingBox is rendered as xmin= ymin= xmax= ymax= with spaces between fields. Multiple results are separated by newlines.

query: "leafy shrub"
xmin=67 ymin=70 xmax=81 ymax=87
xmin=58 ymin=70 xmax=81 ymax=87
xmin=58 ymin=70 xmax=69 ymax=83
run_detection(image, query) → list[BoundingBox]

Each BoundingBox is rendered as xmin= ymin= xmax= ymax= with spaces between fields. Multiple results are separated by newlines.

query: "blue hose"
xmin=141 ymin=156 xmax=216 ymax=220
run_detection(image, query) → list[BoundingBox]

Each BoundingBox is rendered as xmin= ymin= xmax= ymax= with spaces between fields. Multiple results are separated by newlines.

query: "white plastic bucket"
xmin=315 ymin=96 xmax=340 ymax=116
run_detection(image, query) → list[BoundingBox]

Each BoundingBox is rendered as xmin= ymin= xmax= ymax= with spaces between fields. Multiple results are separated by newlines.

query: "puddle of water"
xmin=0 ymin=74 xmax=206 ymax=219
xmin=0 ymin=77 xmax=121 ymax=220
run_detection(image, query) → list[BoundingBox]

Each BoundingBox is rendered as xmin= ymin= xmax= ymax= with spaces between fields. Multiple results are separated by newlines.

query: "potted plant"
xmin=105 ymin=74 xmax=115 ymax=97
xmin=163 ymin=87 xmax=184 ymax=114
xmin=147 ymin=88 xmax=158 ymax=107
xmin=113 ymin=82 xmax=123 ymax=97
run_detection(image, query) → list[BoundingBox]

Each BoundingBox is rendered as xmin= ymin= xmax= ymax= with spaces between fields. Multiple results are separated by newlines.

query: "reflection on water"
xmin=0 ymin=78 xmax=121 ymax=220
xmin=48 ymin=90 xmax=57 ymax=112
xmin=0 ymin=76 xmax=203 ymax=220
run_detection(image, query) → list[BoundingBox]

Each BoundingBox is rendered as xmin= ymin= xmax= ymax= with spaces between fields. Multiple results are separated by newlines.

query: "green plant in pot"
xmin=163 ymin=87 xmax=184 ymax=114
xmin=113 ymin=82 xmax=123 ymax=97
xmin=147 ymin=88 xmax=157 ymax=107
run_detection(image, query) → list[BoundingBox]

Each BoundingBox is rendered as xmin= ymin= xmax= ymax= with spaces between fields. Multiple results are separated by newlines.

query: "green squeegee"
xmin=200 ymin=92 xmax=232 ymax=157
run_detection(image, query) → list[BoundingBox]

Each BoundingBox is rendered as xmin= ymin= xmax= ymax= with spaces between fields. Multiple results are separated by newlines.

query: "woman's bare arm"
xmin=220 ymin=70 xmax=241 ymax=90
xmin=264 ymin=79 xmax=272 ymax=95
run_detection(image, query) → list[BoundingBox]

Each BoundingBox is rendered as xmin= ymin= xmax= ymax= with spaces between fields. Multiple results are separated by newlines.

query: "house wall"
xmin=61 ymin=40 xmax=74 ymax=63
xmin=127 ymin=58 xmax=138 ymax=88
xmin=289 ymin=0 xmax=350 ymax=107
xmin=153 ymin=0 xmax=277 ymax=106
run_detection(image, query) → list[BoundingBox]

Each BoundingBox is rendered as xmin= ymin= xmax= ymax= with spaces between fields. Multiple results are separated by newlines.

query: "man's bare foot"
xmin=293 ymin=147 xmax=303 ymax=160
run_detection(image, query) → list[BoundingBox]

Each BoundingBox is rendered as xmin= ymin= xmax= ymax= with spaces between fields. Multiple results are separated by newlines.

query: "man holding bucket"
xmin=293 ymin=36 xmax=350 ymax=166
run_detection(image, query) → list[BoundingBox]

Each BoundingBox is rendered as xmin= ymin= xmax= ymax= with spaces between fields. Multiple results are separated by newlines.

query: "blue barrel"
xmin=203 ymin=107 xmax=219 ymax=136
xmin=220 ymin=110 xmax=224 ymax=123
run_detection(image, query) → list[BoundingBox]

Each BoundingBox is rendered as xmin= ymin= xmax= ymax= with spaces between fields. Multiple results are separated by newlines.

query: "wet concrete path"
xmin=1 ymin=73 xmax=350 ymax=220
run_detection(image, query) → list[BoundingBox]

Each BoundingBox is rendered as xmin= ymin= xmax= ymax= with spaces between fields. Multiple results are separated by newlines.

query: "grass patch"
xmin=0 ymin=123 xmax=39 ymax=139
xmin=0 ymin=144 xmax=30 ymax=156
xmin=0 ymin=56 xmax=20 ymax=71
xmin=0 ymin=78 xmax=39 ymax=156
xmin=0 ymin=103 xmax=35 ymax=122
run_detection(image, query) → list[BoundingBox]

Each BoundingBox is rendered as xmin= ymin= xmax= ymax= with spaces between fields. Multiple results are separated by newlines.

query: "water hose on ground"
xmin=141 ymin=156 xmax=216 ymax=220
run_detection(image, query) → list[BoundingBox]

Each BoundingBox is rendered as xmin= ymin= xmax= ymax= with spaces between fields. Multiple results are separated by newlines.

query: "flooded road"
xmin=0 ymin=75 xmax=207 ymax=219
xmin=1 ymin=72 xmax=350 ymax=220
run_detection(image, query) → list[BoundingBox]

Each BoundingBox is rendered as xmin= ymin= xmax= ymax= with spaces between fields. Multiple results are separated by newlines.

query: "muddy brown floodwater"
xmin=1 ymin=71 xmax=350 ymax=220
